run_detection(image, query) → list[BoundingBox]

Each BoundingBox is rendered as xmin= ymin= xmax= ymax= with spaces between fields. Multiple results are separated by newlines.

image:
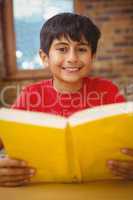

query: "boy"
xmin=0 ymin=13 xmax=133 ymax=187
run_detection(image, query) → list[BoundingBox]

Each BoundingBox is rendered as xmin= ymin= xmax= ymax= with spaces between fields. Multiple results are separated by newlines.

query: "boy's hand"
xmin=107 ymin=148 xmax=133 ymax=180
xmin=0 ymin=138 xmax=4 ymax=150
xmin=0 ymin=156 xmax=36 ymax=187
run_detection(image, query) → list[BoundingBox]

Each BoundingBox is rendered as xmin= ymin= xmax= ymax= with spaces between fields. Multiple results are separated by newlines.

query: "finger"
xmin=111 ymin=170 xmax=126 ymax=178
xmin=108 ymin=162 xmax=133 ymax=179
xmin=112 ymin=170 xmax=133 ymax=180
xmin=0 ymin=167 xmax=36 ymax=176
xmin=107 ymin=160 xmax=129 ymax=174
xmin=109 ymin=165 xmax=131 ymax=176
xmin=111 ymin=170 xmax=132 ymax=180
xmin=107 ymin=160 xmax=133 ymax=170
xmin=121 ymin=148 xmax=133 ymax=157
xmin=0 ymin=179 xmax=30 ymax=187
xmin=0 ymin=174 xmax=33 ymax=183
xmin=0 ymin=138 xmax=4 ymax=149
xmin=115 ymin=167 xmax=130 ymax=174
xmin=0 ymin=157 xmax=27 ymax=168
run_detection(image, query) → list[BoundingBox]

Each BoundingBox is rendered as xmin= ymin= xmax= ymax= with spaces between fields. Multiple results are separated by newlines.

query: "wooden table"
xmin=0 ymin=180 xmax=133 ymax=200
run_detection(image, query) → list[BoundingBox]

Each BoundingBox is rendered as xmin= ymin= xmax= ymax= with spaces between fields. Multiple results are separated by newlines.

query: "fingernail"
xmin=107 ymin=160 xmax=115 ymax=165
xmin=121 ymin=148 xmax=128 ymax=153
xmin=108 ymin=160 xmax=117 ymax=166
xmin=30 ymin=169 xmax=35 ymax=174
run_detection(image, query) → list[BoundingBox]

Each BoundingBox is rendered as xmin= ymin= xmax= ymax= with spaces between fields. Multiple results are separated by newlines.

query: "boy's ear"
xmin=39 ymin=49 xmax=48 ymax=66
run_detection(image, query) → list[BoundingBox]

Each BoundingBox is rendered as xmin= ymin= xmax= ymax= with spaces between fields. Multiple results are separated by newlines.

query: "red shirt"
xmin=12 ymin=76 xmax=126 ymax=117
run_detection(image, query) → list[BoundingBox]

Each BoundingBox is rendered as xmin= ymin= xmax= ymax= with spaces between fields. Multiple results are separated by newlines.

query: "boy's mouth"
xmin=61 ymin=67 xmax=81 ymax=72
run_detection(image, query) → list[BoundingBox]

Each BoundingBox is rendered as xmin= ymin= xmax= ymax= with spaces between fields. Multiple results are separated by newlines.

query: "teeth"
xmin=62 ymin=68 xmax=80 ymax=72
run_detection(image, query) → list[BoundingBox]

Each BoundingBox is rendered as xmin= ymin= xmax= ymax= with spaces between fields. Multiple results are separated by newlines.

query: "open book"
xmin=0 ymin=102 xmax=133 ymax=183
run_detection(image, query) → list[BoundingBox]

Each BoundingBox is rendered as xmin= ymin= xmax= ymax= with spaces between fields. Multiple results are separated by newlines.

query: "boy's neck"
xmin=53 ymin=78 xmax=83 ymax=93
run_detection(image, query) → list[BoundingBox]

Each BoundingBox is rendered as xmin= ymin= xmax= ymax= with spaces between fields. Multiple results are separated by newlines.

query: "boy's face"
xmin=40 ymin=36 xmax=94 ymax=87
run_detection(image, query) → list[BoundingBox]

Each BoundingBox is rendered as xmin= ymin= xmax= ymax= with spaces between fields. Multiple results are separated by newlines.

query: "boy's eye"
xmin=78 ymin=48 xmax=87 ymax=52
xmin=56 ymin=47 xmax=67 ymax=52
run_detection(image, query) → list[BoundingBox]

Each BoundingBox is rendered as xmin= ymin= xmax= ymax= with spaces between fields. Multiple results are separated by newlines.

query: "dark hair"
xmin=40 ymin=12 xmax=101 ymax=55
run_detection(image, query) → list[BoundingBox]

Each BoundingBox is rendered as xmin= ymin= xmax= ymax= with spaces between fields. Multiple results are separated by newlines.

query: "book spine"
xmin=65 ymin=123 xmax=82 ymax=182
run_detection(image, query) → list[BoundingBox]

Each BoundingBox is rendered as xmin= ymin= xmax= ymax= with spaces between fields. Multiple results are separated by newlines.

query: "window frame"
xmin=1 ymin=0 xmax=84 ymax=80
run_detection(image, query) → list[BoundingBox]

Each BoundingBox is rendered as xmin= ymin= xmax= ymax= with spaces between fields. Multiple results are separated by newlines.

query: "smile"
xmin=61 ymin=67 xmax=81 ymax=72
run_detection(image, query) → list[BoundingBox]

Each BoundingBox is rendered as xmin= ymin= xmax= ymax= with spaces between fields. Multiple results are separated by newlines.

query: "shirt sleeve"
xmin=103 ymin=81 xmax=126 ymax=104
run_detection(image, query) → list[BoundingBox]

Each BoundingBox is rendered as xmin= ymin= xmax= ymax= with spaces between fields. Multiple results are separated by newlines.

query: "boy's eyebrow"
xmin=54 ymin=42 xmax=69 ymax=46
xmin=54 ymin=42 xmax=89 ymax=46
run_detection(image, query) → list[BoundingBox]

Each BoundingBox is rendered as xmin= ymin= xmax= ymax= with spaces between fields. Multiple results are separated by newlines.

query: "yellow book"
xmin=0 ymin=102 xmax=133 ymax=183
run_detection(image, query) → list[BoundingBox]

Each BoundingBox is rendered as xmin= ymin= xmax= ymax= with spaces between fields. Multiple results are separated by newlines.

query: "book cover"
xmin=0 ymin=102 xmax=133 ymax=182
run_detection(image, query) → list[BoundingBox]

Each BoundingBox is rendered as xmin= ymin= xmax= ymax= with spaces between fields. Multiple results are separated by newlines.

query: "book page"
xmin=69 ymin=112 xmax=133 ymax=181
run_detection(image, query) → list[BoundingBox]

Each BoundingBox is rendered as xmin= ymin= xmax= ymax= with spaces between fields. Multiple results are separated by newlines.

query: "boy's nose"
xmin=67 ymin=50 xmax=78 ymax=64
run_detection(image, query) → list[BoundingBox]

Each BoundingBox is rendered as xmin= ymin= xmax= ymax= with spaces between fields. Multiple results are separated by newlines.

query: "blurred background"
xmin=0 ymin=0 xmax=133 ymax=107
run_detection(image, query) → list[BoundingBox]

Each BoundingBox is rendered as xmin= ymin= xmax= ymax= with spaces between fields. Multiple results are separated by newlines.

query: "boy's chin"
xmin=62 ymin=76 xmax=83 ymax=83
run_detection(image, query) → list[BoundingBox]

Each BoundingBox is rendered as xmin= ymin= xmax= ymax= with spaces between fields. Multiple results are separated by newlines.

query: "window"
xmin=14 ymin=0 xmax=74 ymax=70
xmin=1 ymin=0 xmax=83 ymax=80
